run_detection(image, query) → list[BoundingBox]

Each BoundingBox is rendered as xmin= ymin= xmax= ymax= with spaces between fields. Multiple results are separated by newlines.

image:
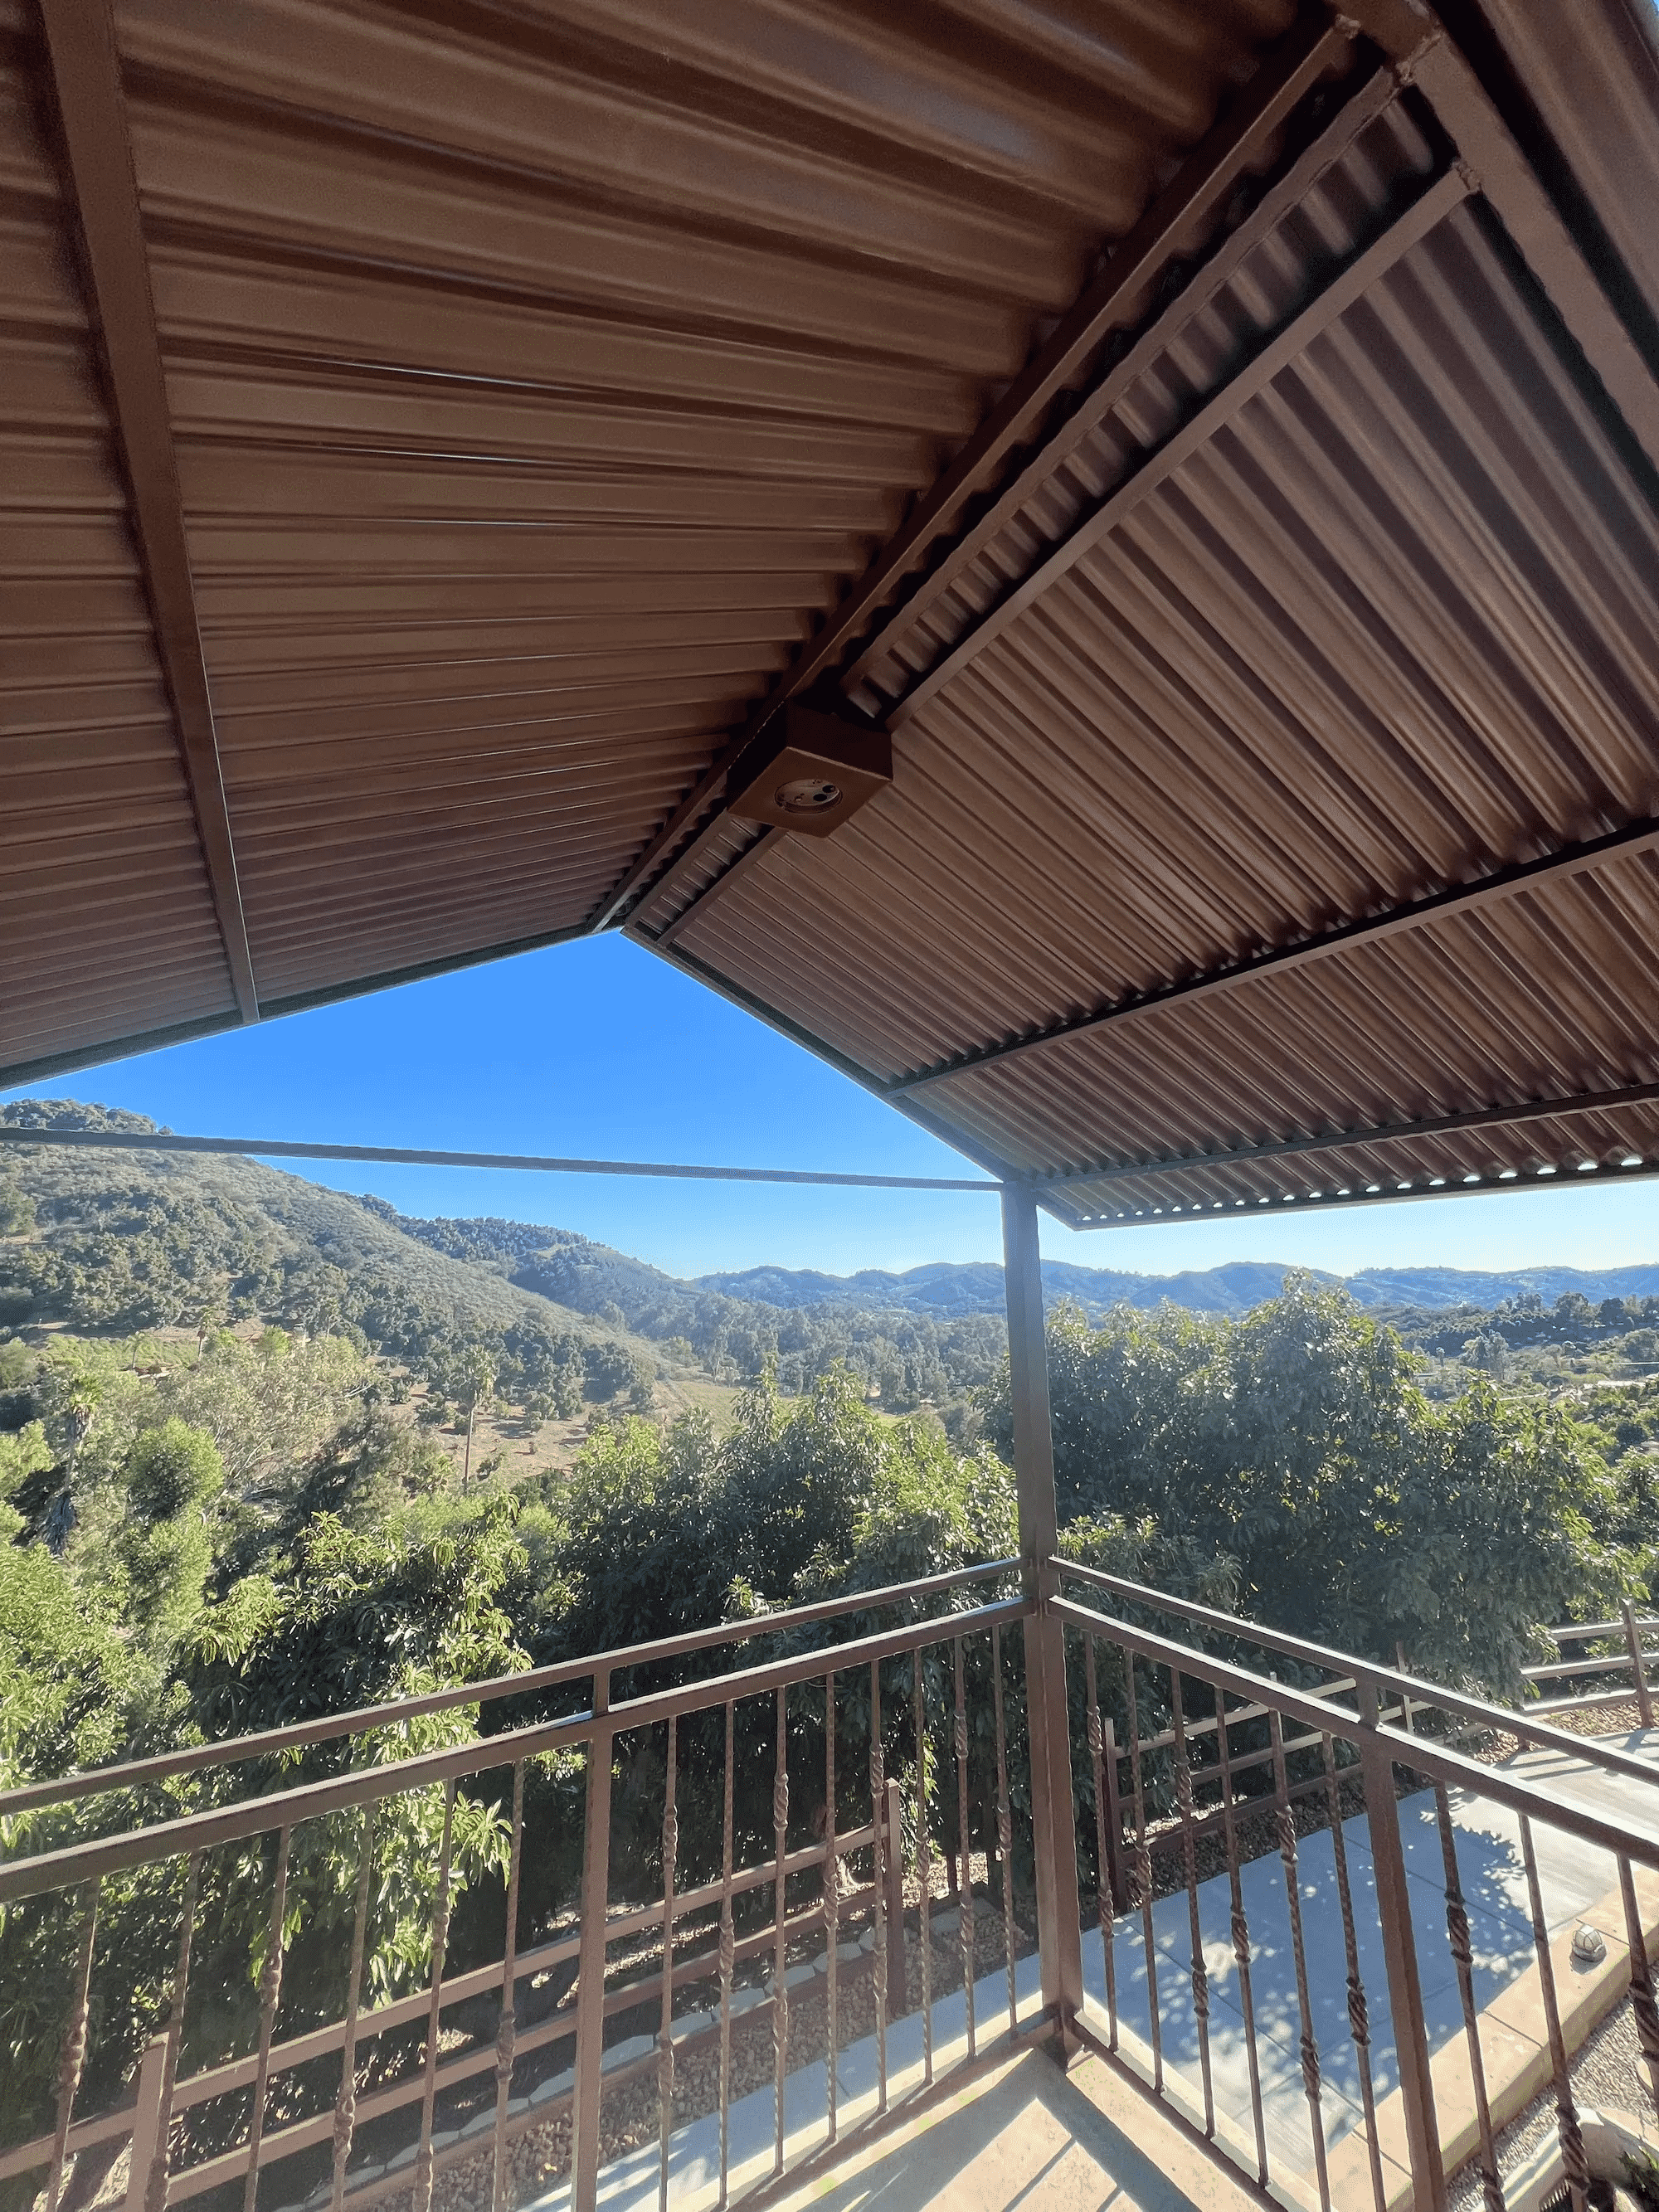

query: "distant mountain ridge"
xmin=695 ymin=1258 xmax=1659 ymax=1316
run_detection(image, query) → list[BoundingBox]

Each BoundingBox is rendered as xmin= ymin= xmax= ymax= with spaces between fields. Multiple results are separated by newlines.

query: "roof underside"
xmin=4 ymin=0 xmax=1659 ymax=1229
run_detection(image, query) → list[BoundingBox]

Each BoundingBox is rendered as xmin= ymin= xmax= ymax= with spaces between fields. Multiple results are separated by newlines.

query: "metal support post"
xmin=883 ymin=1777 xmax=907 ymax=2020
xmin=1359 ymin=1686 xmax=1446 ymax=2212
xmin=1000 ymin=1184 xmax=1083 ymax=2054
xmin=572 ymin=1670 xmax=614 ymax=2211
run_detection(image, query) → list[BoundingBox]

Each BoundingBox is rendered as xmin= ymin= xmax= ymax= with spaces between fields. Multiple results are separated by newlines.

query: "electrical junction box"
xmin=725 ymin=706 xmax=893 ymax=838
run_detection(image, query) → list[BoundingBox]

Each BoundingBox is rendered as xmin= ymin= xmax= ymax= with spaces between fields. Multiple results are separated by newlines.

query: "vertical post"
xmin=572 ymin=1670 xmax=614 ymax=2212
xmin=1000 ymin=1184 xmax=1083 ymax=2052
xmin=124 ymin=2039 xmax=168 ymax=2212
xmin=1624 ymin=1602 xmax=1655 ymax=1729
xmin=883 ymin=1777 xmax=907 ymax=2021
xmin=1358 ymin=1685 xmax=1445 ymax=2212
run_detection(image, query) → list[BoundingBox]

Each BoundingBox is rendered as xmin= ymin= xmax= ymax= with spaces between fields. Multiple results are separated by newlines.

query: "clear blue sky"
xmin=4 ymin=934 xmax=1652 ymax=1281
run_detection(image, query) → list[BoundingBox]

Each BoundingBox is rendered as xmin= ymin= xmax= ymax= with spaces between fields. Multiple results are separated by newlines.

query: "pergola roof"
xmin=5 ymin=0 xmax=1659 ymax=1228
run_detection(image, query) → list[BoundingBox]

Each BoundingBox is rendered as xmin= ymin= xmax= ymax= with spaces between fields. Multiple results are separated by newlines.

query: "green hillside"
xmin=0 ymin=1099 xmax=654 ymax=1413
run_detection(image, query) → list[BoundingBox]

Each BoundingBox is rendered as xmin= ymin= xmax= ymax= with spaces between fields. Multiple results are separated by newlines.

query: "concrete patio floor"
xmin=766 ymin=2045 xmax=1263 ymax=2212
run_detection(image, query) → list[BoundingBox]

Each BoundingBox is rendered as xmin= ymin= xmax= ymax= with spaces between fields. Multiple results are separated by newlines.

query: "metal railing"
xmin=8 ymin=1557 xmax=1659 ymax=2212
xmin=1051 ymin=1560 xmax=1659 ymax=2212
xmin=0 ymin=1563 xmax=1042 ymax=2212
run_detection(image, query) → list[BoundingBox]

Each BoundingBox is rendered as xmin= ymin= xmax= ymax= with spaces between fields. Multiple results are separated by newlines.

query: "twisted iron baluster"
xmin=330 ymin=1806 xmax=377 ymax=2212
xmin=870 ymin=1658 xmax=888 ymax=2112
xmin=1270 ymin=1712 xmax=1330 ymax=2212
xmin=493 ymin=1766 xmax=525 ymax=2212
xmin=1124 ymin=1646 xmax=1160 ymax=2091
xmin=1433 ymin=1780 xmax=1502 ymax=2212
xmin=913 ymin=1646 xmax=933 ymax=2088
xmin=1321 ymin=1739 xmax=1385 ymax=2212
xmin=416 ymin=1782 xmax=458 ymax=2212
xmin=718 ymin=1699 xmax=736 ymax=2210
xmin=1622 ymin=1855 xmax=1659 ymax=2128
xmin=992 ymin=1625 xmax=1016 ymax=2037
xmin=1213 ymin=1680 xmax=1267 ymax=2187
xmin=46 ymin=1879 xmax=99 ymax=2212
xmin=659 ymin=1715 xmax=679 ymax=2212
xmin=1171 ymin=1670 xmax=1214 ymax=2137
xmin=145 ymin=1850 xmax=201 ymax=2212
xmin=1520 ymin=1813 xmax=1590 ymax=2212
xmin=954 ymin=1636 xmax=975 ymax=2062
xmin=825 ymin=1669 xmax=839 ymax=2145
xmin=243 ymin=1830 xmax=291 ymax=2212
xmin=1083 ymin=1636 xmax=1117 ymax=2046
xmin=773 ymin=1689 xmax=789 ymax=2179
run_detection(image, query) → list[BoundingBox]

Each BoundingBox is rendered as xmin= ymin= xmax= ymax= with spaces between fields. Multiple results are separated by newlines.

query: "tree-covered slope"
xmin=0 ymin=1100 xmax=648 ymax=1403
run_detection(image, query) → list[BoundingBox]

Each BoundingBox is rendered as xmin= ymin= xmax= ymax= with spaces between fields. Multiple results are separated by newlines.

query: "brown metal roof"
xmin=5 ymin=0 xmax=1659 ymax=1230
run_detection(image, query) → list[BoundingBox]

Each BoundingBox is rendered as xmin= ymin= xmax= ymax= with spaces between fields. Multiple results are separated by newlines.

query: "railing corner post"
xmin=1358 ymin=1685 xmax=1446 ymax=2212
xmin=1001 ymin=1184 xmax=1083 ymax=2055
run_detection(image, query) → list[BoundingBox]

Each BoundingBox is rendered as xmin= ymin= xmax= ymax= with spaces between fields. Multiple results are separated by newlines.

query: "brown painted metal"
xmin=1433 ymin=1782 xmax=1503 ymax=2212
xmin=1359 ymin=1691 xmax=1447 ymax=2212
xmin=1082 ymin=1637 xmax=1121 ymax=2044
xmin=1214 ymin=1689 xmax=1270 ymax=2189
xmin=1519 ymin=1813 xmax=1591 ymax=2212
xmin=898 ymin=824 xmax=1659 ymax=1098
xmin=1035 ymin=1079 xmax=1659 ymax=1197
xmin=953 ymin=1635 xmax=976 ymax=2062
xmin=0 ymin=1555 xmax=1014 ymax=1823
xmin=884 ymin=166 xmax=1474 ymax=732
xmin=330 ymin=1810 xmax=377 ymax=2212
xmin=35 ymin=0 xmax=256 ymax=1024
xmin=1123 ymin=1640 xmax=1162 ymax=2091
xmin=491 ymin=1767 xmax=524 ymax=2212
xmin=1271 ymin=1711 xmax=1331 ymax=2211
xmin=596 ymin=6 xmax=1357 ymax=935
xmin=991 ymin=1626 xmax=1018 ymax=2038
xmin=912 ymin=1647 xmax=933 ymax=2086
xmin=0 ymin=1122 xmax=1000 ymax=1194
xmin=1170 ymin=1672 xmax=1215 ymax=2138
xmin=572 ymin=1668 xmax=614 ymax=2212
xmin=1321 ymin=1738 xmax=1386 ymax=2212
xmin=1000 ymin=1184 xmax=1084 ymax=2045
xmin=45 ymin=1884 xmax=98 ymax=2212
xmin=772 ymin=1695 xmax=790 ymax=2174
xmin=1621 ymin=1855 xmax=1659 ymax=2126
xmin=1055 ymin=1558 xmax=1659 ymax=1795
xmin=245 ymin=1829 xmax=291 ymax=2212
xmin=824 ymin=1669 xmax=839 ymax=2146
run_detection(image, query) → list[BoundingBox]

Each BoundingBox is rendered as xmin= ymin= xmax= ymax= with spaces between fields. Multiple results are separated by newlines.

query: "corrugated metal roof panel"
xmin=669 ymin=109 xmax=1659 ymax=1216
xmin=0 ymin=8 xmax=233 ymax=1075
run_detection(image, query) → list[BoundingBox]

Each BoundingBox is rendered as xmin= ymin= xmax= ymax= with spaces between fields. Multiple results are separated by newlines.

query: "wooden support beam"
xmin=586 ymin=7 xmax=1360 ymax=937
xmin=36 ymin=0 xmax=258 ymax=1023
xmin=891 ymin=815 xmax=1659 ymax=1094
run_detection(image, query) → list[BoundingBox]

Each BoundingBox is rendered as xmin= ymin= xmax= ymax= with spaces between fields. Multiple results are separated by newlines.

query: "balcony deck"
xmin=763 ymin=2045 xmax=1260 ymax=2212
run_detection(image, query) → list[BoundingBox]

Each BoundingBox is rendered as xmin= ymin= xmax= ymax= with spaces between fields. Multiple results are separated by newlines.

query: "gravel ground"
xmin=1447 ymin=2000 xmax=1655 ymax=2212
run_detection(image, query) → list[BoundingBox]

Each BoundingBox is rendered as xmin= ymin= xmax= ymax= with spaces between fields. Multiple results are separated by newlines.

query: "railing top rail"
xmin=1051 ymin=1557 xmax=1659 ymax=1794
xmin=0 ymin=1591 xmax=1033 ymax=1904
xmin=1049 ymin=1591 xmax=1659 ymax=1873
xmin=0 ymin=1555 xmax=1018 ymax=1819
